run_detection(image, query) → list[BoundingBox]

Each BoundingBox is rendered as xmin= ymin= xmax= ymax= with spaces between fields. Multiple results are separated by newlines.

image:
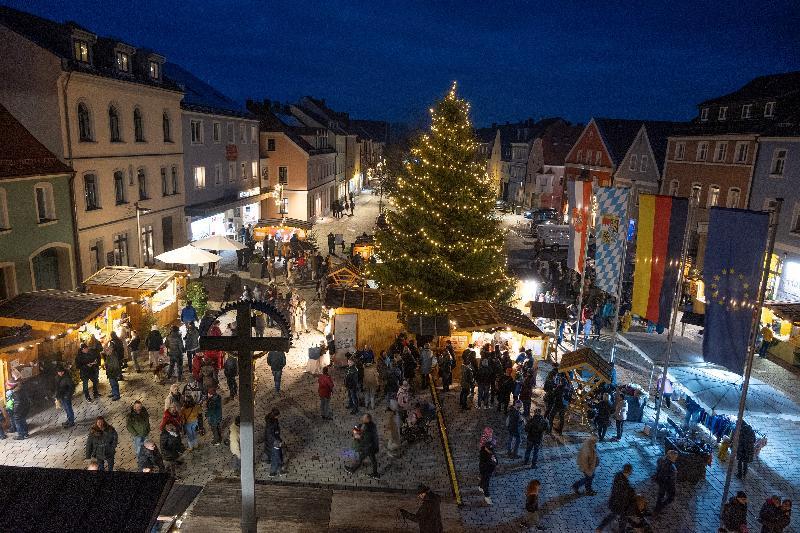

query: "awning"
xmin=765 ymin=300 xmax=800 ymax=323
xmin=407 ymin=300 xmax=546 ymax=338
xmin=256 ymin=217 xmax=314 ymax=231
xmin=184 ymin=192 xmax=270 ymax=218
xmin=527 ymin=302 xmax=570 ymax=320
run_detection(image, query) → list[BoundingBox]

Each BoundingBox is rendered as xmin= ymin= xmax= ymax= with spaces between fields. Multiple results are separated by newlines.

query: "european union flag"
xmin=702 ymin=207 xmax=770 ymax=373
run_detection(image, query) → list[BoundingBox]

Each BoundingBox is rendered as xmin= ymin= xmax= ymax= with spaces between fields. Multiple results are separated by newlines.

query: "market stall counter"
xmin=664 ymin=433 xmax=713 ymax=482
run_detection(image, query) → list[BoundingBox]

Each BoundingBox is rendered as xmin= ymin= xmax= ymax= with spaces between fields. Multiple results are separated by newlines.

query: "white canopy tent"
xmin=155 ymin=244 xmax=221 ymax=265
xmin=191 ymin=234 xmax=246 ymax=251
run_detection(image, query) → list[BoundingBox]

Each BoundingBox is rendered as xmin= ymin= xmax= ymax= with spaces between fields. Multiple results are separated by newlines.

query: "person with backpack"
xmin=145 ymin=325 xmax=163 ymax=369
xmin=164 ymin=326 xmax=185 ymax=382
xmin=596 ymin=463 xmax=635 ymax=531
xmin=524 ymin=408 xmax=549 ymax=468
xmin=653 ymin=449 xmax=678 ymax=514
xmin=506 ymin=400 xmax=523 ymax=458
xmin=10 ymin=381 xmax=30 ymax=440
xmin=223 ymin=354 xmax=238 ymax=399
xmin=721 ymin=491 xmax=749 ymax=533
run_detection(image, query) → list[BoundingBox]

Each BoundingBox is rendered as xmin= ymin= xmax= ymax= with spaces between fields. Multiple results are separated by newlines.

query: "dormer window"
xmin=700 ymin=108 xmax=709 ymax=121
xmin=116 ymin=51 xmax=130 ymax=72
xmin=765 ymin=101 xmax=776 ymax=118
xmin=73 ymin=40 xmax=90 ymax=63
xmin=741 ymin=104 xmax=752 ymax=119
xmin=149 ymin=61 xmax=160 ymax=80
xmin=718 ymin=107 xmax=728 ymax=121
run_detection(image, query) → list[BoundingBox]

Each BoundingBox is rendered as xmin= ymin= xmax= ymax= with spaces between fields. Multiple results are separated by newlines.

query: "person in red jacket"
xmin=159 ymin=404 xmax=184 ymax=434
xmin=205 ymin=320 xmax=225 ymax=371
xmin=318 ymin=366 xmax=334 ymax=420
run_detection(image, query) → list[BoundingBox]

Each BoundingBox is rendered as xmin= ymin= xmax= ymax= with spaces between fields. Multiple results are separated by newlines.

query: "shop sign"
xmin=238 ymin=187 xmax=260 ymax=199
xmin=226 ymin=144 xmax=238 ymax=161
xmin=778 ymin=260 xmax=800 ymax=301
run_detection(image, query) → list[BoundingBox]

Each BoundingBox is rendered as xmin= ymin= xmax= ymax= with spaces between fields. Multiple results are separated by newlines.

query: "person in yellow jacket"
xmin=181 ymin=397 xmax=202 ymax=450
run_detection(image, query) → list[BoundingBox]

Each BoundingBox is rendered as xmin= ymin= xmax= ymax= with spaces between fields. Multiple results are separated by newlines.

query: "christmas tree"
xmin=371 ymin=83 xmax=514 ymax=314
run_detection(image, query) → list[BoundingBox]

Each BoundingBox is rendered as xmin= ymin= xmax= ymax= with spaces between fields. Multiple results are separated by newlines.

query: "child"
xmin=523 ymin=479 xmax=544 ymax=531
xmin=627 ymin=495 xmax=653 ymax=533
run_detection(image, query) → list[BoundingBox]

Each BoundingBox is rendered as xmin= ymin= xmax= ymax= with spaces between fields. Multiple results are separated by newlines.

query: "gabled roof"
xmin=540 ymin=121 xmax=583 ymax=166
xmin=258 ymin=111 xmax=325 ymax=154
xmin=593 ymin=118 xmax=646 ymax=166
xmin=699 ymin=71 xmax=800 ymax=106
xmin=0 ymin=104 xmax=72 ymax=179
xmin=0 ymin=290 xmax=131 ymax=326
xmin=163 ymin=63 xmax=252 ymax=118
xmin=641 ymin=121 xmax=686 ymax=174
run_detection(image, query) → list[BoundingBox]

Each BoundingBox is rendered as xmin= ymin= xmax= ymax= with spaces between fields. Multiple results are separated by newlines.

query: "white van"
xmin=537 ymin=224 xmax=570 ymax=250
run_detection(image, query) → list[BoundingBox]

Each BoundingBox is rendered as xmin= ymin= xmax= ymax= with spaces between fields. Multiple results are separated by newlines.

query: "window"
xmin=251 ymin=161 xmax=258 ymax=179
xmin=227 ymin=123 xmax=234 ymax=143
xmin=240 ymin=162 xmax=246 ymax=180
xmin=0 ymin=264 xmax=16 ymax=300
xmin=239 ymin=124 xmax=246 ymax=143
xmin=267 ymin=138 xmax=276 ymax=151
xmin=109 ymin=106 xmax=121 ymax=142
xmin=727 ymin=188 xmax=741 ymax=208
xmin=148 ymin=61 xmax=160 ymax=80
xmin=77 ymin=103 xmax=93 ymax=141
xmin=700 ymin=108 xmax=709 ymax=121
xmin=714 ymin=142 xmax=728 ymax=162
xmin=114 ymin=171 xmax=127 ymax=204
xmin=33 ymin=183 xmax=56 ymax=223
xmin=250 ymin=125 xmax=257 ymax=144
xmin=115 ymin=51 xmax=129 ymax=73
xmin=82 ymin=173 xmax=101 ymax=210
xmin=576 ymin=150 xmax=582 ymax=163
xmin=161 ymin=167 xmax=168 ymax=196
xmin=674 ymin=142 xmax=686 ymax=160
xmin=629 ymin=155 xmax=638 ymax=170
xmin=595 ymin=151 xmax=601 ymax=165
xmin=214 ymin=164 xmax=222 ymax=186
xmin=141 ymin=224 xmax=154 ymax=265
xmin=112 ymin=233 xmax=129 ymax=266
xmin=764 ymin=101 xmax=776 ymax=117
xmin=73 ymin=40 xmax=89 ymax=63
xmin=718 ymin=106 xmax=728 ymax=121
xmin=741 ymin=104 xmax=752 ymax=119
xmin=696 ymin=142 xmax=709 ymax=161
xmin=640 ymin=155 xmax=648 ymax=172
xmin=133 ymin=108 xmax=145 ymax=142
xmin=735 ymin=142 xmax=749 ymax=164
xmin=792 ymin=203 xmax=800 ymax=234
xmin=213 ymin=122 xmax=221 ymax=143
xmin=278 ymin=166 xmax=288 ymax=185
xmin=708 ymin=185 xmax=720 ymax=207
xmin=190 ymin=120 xmax=203 ymax=144
xmin=279 ymin=198 xmax=288 ymax=214
xmin=771 ymin=149 xmax=788 ymax=176
xmin=170 ymin=166 xmax=179 ymax=195
xmin=0 ymin=188 xmax=9 ymax=230
xmin=668 ymin=180 xmax=679 ymax=197
xmin=89 ymin=240 xmax=104 ymax=272
xmin=691 ymin=183 xmax=702 ymax=204
xmin=193 ymin=166 xmax=206 ymax=189
xmin=228 ymin=162 xmax=235 ymax=183
xmin=137 ymin=168 xmax=147 ymax=200
xmin=162 ymin=112 xmax=171 ymax=142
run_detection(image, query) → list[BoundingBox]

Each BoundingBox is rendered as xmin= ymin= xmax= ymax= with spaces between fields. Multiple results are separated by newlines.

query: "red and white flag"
xmin=567 ymin=179 xmax=593 ymax=274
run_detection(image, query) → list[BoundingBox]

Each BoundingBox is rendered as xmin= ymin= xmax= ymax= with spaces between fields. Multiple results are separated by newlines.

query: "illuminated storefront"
xmin=185 ymin=188 xmax=267 ymax=241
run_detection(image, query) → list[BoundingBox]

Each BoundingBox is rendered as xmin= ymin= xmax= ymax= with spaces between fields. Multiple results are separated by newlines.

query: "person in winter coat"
xmin=181 ymin=397 xmax=202 ymax=450
xmin=318 ymin=366 xmax=334 ymax=419
xmin=223 ymin=354 xmax=238 ymax=398
xmin=524 ymin=408 xmax=549 ymax=468
xmin=104 ymin=338 xmax=123 ymax=401
xmin=55 ymin=366 xmax=75 ymax=428
xmin=737 ymin=421 xmax=757 ymax=479
xmin=264 ymin=408 xmax=281 ymax=463
xmin=654 ymin=450 xmax=678 ymax=514
xmin=145 ymin=325 xmax=163 ymax=369
xmin=180 ymin=301 xmax=198 ymax=325
xmin=506 ymin=400 xmax=523 ymax=458
xmin=460 ymin=362 xmax=475 ymax=410
xmin=183 ymin=322 xmax=200 ymax=372
xmin=722 ymin=491 xmax=749 ymax=533
xmin=420 ymin=343 xmax=434 ymax=388
xmin=346 ymin=413 xmax=380 ymax=478
xmin=267 ymin=350 xmax=287 ymax=394
xmin=206 ymin=388 xmax=223 ymax=444
xmin=164 ymin=326 xmax=185 ymax=381
xmin=572 ymin=436 xmax=599 ymax=495
xmin=229 ymin=416 xmax=241 ymax=471
xmin=595 ymin=393 xmax=613 ymax=442
xmin=363 ymin=363 xmax=379 ymax=409
xmin=85 ymin=416 xmax=118 ymax=471
xmin=496 ymin=369 xmax=515 ymax=414
xmin=345 ymin=358 xmax=360 ymax=414
xmin=160 ymin=404 xmax=184 ymax=433
xmin=9 ymin=382 xmax=30 ymax=439
xmin=597 ymin=463 xmax=634 ymax=531
xmin=438 ymin=348 xmax=453 ymax=392
xmin=519 ymin=371 xmax=534 ymax=417
xmin=200 ymin=355 xmax=219 ymax=393
xmin=612 ymin=392 xmax=628 ymax=441
xmin=76 ymin=343 xmax=100 ymax=401
xmin=760 ymin=495 xmax=784 ymax=533
xmin=479 ymin=434 xmax=498 ymax=505
xmin=523 ymin=479 xmax=544 ymax=531
xmin=198 ymin=310 xmax=215 ymax=336
xmin=164 ymin=382 xmax=183 ymax=412
xmin=400 ymin=484 xmax=444 ymax=533
xmin=126 ymin=400 xmax=150 ymax=456
xmin=137 ymin=439 xmax=165 ymax=473
xmin=476 ymin=359 xmax=493 ymax=409
xmin=160 ymin=423 xmax=185 ymax=475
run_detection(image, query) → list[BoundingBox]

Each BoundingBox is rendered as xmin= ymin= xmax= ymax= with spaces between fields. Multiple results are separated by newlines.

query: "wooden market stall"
xmin=84 ymin=266 xmax=187 ymax=333
xmin=558 ymin=347 xmax=614 ymax=421
xmin=0 ymin=290 xmax=132 ymax=400
xmin=352 ymin=233 xmax=375 ymax=260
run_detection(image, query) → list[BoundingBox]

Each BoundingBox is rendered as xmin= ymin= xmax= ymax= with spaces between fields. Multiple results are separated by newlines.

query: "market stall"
xmin=352 ymin=233 xmax=375 ymax=260
xmin=0 ymin=290 xmax=132 ymax=401
xmin=762 ymin=301 xmax=800 ymax=366
xmin=84 ymin=266 xmax=187 ymax=333
xmin=559 ymin=347 xmax=613 ymax=418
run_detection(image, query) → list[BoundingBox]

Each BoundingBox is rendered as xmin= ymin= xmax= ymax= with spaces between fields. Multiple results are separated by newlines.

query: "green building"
xmin=0 ymin=104 xmax=76 ymax=299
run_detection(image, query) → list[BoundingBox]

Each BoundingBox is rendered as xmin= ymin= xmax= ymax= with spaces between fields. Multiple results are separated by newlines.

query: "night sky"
xmin=8 ymin=0 xmax=800 ymax=126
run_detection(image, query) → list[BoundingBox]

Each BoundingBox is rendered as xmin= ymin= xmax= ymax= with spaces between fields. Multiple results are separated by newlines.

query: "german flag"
xmin=631 ymin=195 xmax=689 ymax=327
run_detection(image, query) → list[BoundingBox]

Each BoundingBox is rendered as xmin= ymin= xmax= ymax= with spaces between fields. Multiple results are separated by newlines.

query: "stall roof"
xmin=324 ymin=286 xmax=402 ymax=312
xmin=445 ymin=301 xmax=545 ymax=337
xmin=0 ymin=290 xmax=131 ymax=325
xmin=560 ymin=347 xmax=613 ymax=381
xmin=84 ymin=266 xmax=184 ymax=292
xmin=527 ymin=302 xmax=570 ymax=320
xmin=765 ymin=301 xmax=800 ymax=323
xmin=256 ymin=217 xmax=313 ymax=231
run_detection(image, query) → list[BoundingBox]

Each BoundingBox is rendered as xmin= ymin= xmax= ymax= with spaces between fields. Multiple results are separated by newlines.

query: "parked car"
xmin=525 ymin=208 xmax=559 ymax=223
xmin=537 ymin=224 xmax=570 ymax=250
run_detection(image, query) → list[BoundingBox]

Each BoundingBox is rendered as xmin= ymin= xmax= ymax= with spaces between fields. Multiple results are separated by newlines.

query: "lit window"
xmin=251 ymin=161 xmax=258 ymax=179
xmin=771 ymin=149 xmax=787 ymax=176
xmin=691 ymin=183 xmax=701 ymax=204
xmin=629 ymin=155 xmax=638 ymax=171
xmin=718 ymin=107 xmax=728 ymax=121
xmin=764 ymin=101 xmax=776 ymax=117
xmin=708 ymin=185 xmax=720 ymax=207
xmin=116 ymin=51 xmax=129 ymax=73
xmin=73 ymin=40 xmax=89 ymax=63
xmin=193 ymin=166 xmax=206 ymax=189
xmin=279 ymin=198 xmax=288 ymax=214
xmin=148 ymin=61 xmax=160 ymax=80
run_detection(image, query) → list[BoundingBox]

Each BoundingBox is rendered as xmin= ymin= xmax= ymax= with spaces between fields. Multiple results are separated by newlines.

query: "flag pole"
xmin=651 ymin=196 xmax=696 ymax=444
xmin=719 ymin=199 xmax=782 ymax=519
xmin=572 ymin=180 xmax=593 ymax=349
xmin=609 ymin=190 xmax=632 ymax=363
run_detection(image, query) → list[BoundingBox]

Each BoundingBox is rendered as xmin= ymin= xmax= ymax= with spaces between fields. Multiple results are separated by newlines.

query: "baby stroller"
xmin=400 ymin=400 xmax=436 ymax=444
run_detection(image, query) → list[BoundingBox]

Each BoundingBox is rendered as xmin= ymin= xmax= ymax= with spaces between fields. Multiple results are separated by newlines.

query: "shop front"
xmin=185 ymin=188 xmax=268 ymax=242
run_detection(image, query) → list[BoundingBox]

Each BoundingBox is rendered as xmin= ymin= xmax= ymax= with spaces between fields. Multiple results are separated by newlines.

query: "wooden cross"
xmin=199 ymin=301 xmax=290 ymax=533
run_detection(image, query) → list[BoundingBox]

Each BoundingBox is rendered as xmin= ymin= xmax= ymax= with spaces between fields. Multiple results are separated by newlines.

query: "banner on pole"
xmin=702 ymin=207 xmax=770 ymax=373
xmin=631 ymin=194 xmax=688 ymax=327
xmin=594 ymin=187 xmax=630 ymax=295
xmin=567 ymin=179 xmax=593 ymax=274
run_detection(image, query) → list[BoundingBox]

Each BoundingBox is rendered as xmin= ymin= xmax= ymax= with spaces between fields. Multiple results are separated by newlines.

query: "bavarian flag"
xmin=702 ymin=207 xmax=770 ymax=373
xmin=594 ymin=187 xmax=630 ymax=295
xmin=631 ymin=195 xmax=689 ymax=327
xmin=567 ymin=178 xmax=593 ymax=274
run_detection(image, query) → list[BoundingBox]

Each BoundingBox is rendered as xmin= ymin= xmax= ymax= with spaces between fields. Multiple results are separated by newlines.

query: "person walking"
xmin=181 ymin=300 xmax=198 ymax=326
xmin=160 ymin=423 xmax=185 ymax=476
xmin=55 ymin=365 xmax=75 ymax=428
xmin=496 ymin=369 xmax=514 ymax=415
xmin=183 ymin=322 xmax=200 ymax=373
xmin=327 ymin=232 xmax=335 ymax=255
xmin=264 ymin=408 xmax=281 ymax=463
xmin=104 ymin=337 xmax=123 ymax=401
xmin=420 ymin=343 xmax=434 ymax=389
xmin=137 ymin=439 xmax=165 ymax=473
xmin=737 ymin=421 xmax=757 ymax=479
xmin=476 ymin=359 xmax=492 ymax=409
xmin=363 ymin=363 xmax=379 ymax=410
xmin=346 ymin=413 xmax=380 ymax=479
xmin=524 ymin=408 xmax=549 ymax=468
xmin=759 ymin=495 xmax=784 ymax=533
xmin=506 ymin=400 xmax=523 ymax=458
xmin=181 ymin=397 xmax=202 ymax=450
xmin=478 ymin=430 xmax=498 ymax=505
xmin=223 ymin=353 xmax=238 ymax=399
xmin=145 ymin=325 xmax=163 ymax=369
xmin=9 ymin=382 xmax=30 ymax=440
xmin=653 ymin=450 xmax=678 ymax=514
xmin=595 ymin=393 xmax=613 ymax=442
xmin=400 ymin=484 xmax=444 ymax=533
xmin=596 ymin=463 xmax=634 ymax=532
xmin=439 ymin=348 xmax=453 ymax=392
xmin=612 ymin=392 xmax=628 ymax=441
xmin=318 ymin=366 xmax=334 ymax=419
xmin=76 ymin=343 xmax=100 ymax=401
xmin=85 ymin=416 xmax=118 ymax=472
xmin=519 ymin=371 xmax=534 ymax=418
xmin=345 ymin=358 xmax=360 ymax=415
xmin=721 ymin=491 xmax=749 ymax=533
xmin=164 ymin=325 xmax=185 ymax=382
xmin=205 ymin=388 xmax=223 ymax=445
xmin=459 ymin=361 xmax=474 ymax=410
xmin=572 ymin=436 xmax=599 ymax=496
xmin=267 ymin=350 xmax=286 ymax=395
xmin=126 ymin=400 xmax=150 ymax=456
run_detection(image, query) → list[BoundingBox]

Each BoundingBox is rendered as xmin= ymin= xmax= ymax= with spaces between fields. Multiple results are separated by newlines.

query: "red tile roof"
xmin=0 ymin=104 xmax=72 ymax=179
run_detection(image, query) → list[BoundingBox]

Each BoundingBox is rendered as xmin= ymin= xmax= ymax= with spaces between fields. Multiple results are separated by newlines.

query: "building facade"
xmin=524 ymin=119 xmax=583 ymax=211
xmin=565 ymin=118 xmax=645 ymax=188
xmin=0 ymin=105 xmax=77 ymax=299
